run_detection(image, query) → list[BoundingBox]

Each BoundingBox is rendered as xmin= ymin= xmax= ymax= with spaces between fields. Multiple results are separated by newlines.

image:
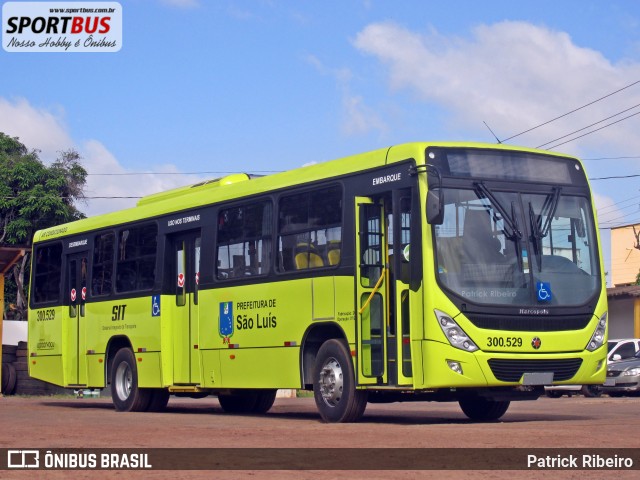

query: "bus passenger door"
xmin=390 ymin=192 xmax=414 ymax=385
xmin=65 ymin=251 xmax=89 ymax=387
xmin=355 ymin=197 xmax=388 ymax=385
xmin=171 ymin=232 xmax=201 ymax=384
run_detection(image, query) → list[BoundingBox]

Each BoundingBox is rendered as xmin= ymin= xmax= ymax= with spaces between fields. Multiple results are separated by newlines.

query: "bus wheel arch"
xmin=300 ymin=323 xmax=348 ymax=389
xmin=105 ymin=335 xmax=133 ymax=387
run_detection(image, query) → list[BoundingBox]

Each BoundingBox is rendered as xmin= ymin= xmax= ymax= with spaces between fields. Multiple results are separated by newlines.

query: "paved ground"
xmin=0 ymin=394 xmax=639 ymax=479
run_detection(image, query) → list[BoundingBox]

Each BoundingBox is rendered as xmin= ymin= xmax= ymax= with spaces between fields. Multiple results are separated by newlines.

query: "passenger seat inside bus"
xmin=326 ymin=240 xmax=341 ymax=266
xmin=294 ymin=243 xmax=324 ymax=269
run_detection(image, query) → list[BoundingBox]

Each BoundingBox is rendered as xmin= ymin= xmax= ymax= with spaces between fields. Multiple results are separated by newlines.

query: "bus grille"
xmin=466 ymin=314 xmax=592 ymax=332
xmin=487 ymin=358 xmax=583 ymax=382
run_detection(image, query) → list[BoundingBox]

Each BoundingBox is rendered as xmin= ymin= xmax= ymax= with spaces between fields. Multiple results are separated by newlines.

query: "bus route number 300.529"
xmin=487 ymin=336 xmax=523 ymax=348
xmin=36 ymin=309 xmax=55 ymax=321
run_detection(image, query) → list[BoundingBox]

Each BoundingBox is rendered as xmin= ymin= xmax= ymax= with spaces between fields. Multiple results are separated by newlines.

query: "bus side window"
xmin=115 ymin=223 xmax=157 ymax=293
xmin=277 ymin=185 xmax=342 ymax=272
xmin=216 ymin=201 xmax=272 ymax=280
xmin=92 ymin=232 xmax=114 ymax=296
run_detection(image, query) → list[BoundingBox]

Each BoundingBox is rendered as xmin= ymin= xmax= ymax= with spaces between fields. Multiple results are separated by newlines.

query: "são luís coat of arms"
xmin=219 ymin=301 xmax=233 ymax=344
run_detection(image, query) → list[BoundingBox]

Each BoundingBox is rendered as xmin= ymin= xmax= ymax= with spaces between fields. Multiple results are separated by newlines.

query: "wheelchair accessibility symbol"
xmin=152 ymin=295 xmax=161 ymax=317
xmin=536 ymin=282 xmax=552 ymax=302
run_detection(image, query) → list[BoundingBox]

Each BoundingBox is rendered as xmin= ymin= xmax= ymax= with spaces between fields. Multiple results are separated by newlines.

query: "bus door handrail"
xmin=358 ymin=266 xmax=386 ymax=315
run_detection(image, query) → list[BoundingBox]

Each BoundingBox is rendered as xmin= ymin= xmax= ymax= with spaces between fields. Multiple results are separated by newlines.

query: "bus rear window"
xmin=33 ymin=243 xmax=63 ymax=304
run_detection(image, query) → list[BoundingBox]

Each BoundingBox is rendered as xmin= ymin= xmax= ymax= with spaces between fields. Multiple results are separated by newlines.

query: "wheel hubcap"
xmin=115 ymin=361 xmax=132 ymax=401
xmin=318 ymin=357 xmax=343 ymax=407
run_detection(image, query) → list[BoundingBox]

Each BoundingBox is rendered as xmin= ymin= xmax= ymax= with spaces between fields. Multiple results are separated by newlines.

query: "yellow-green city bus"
xmin=28 ymin=142 xmax=608 ymax=422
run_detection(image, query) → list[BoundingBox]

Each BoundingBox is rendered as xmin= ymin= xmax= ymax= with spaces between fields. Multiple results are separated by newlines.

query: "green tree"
xmin=0 ymin=132 xmax=87 ymax=319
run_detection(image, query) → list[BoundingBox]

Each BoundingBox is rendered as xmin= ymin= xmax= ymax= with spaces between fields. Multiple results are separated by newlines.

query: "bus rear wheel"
xmin=218 ymin=391 xmax=256 ymax=413
xmin=313 ymin=339 xmax=367 ymax=423
xmin=111 ymin=348 xmax=151 ymax=412
xmin=253 ymin=389 xmax=277 ymax=413
xmin=146 ymin=388 xmax=171 ymax=412
xmin=459 ymin=396 xmax=510 ymax=421
xmin=218 ymin=389 xmax=277 ymax=414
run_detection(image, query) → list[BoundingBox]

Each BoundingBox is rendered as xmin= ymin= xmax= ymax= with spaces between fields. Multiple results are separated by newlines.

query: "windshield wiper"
xmin=529 ymin=187 xmax=562 ymax=271
xmin=473 ymin=182 xmax=522 ymax=240
xmin=538 ymin=187 xmax=562 ymax=238
xmin=529 ymin=203 xmax=543 ymax=272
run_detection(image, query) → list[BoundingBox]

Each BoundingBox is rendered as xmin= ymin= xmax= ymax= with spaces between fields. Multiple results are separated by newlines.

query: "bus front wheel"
xmin=459 ymin=396 xmax=510 ymax=421
xmin=111 ymin=348 xmax=151 ymax=412
xmin=313 ymin=339 xmax=367 ymax=423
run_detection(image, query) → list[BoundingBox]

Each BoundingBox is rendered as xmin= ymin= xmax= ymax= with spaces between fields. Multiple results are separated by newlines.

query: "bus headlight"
xmin=586 ymin=312 xmax=607 ymax=352
xmin=435 ymin=310 xmax=478 ymax=352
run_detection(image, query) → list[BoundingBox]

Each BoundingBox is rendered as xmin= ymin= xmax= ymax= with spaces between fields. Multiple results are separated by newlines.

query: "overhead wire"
xmin=583 ymin=156 xmax=640 ymax=161
xmin=590 ymin=173 xmax=640 ymax=181
xmin=536 ymin=104 xmax=640 ymax=149
xmin=502 ymin=79 xmax=640 ymax=143
xmin=545 ymin=110 xmax=640 ymax=150
xmin=596 ymin=195 xmax=640 ymax=216
xmin=17 ymin=83 xmax=640 ymax=200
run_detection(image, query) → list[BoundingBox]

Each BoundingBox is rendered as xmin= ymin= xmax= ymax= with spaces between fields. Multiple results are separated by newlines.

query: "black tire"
xmin=218 ymin=391 xmax=258 ymax=413
xmin=545 ymin=390 xmax=563 ymax=398
xmin=313 ymin=339 xmax=368 ymax=423
xmin=146 ymin=389 xmax=170 ymax=412
xmin=459 ymin=396 xmax=510 ymax=421
xmin=253 ymin=389 xmax=277 ymax=413
xmin=2 ymin=363 xmax=17 ymax=395
xmin=111 ymin=348 xmax=151 ymax=412
xmin=581 ymin=385 xmax=602 ymax=398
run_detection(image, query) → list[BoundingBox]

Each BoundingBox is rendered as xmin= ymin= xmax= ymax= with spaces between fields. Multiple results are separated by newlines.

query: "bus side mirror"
xmin=427 ymin=189 xmax=444 ymax=225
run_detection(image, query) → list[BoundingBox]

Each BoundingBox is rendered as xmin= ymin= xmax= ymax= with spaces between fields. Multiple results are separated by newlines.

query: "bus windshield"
xmin=434 ymin=186 xmax=600 ymax=307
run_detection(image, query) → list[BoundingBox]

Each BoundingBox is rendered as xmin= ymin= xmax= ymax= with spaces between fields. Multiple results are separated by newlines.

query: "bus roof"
xmin=33 ymin=141 xmax=578 ymax=242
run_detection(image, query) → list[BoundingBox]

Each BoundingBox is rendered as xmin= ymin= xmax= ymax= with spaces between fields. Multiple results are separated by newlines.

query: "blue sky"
xmin=2 ymin=0 xmax=640 ymax=282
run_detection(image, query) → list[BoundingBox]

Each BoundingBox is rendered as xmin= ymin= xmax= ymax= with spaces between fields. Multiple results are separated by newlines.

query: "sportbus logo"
xmin=2 ymin=2 xmax=122 ymax=52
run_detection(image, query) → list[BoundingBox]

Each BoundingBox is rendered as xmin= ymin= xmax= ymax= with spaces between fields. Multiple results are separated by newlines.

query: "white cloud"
xmin=353 ymin=20 xmax=640 ymax=155
xmin=306 ymin=54 xmax=387 ymax=136
xmin=0 ymin=96 xmax=203 ymax=217
xmin=342 ymin=94 xmax=387 ymax=136
xmin=81 ymin=140 xmax=202 ymax=216
xmin=0 ymin=97 xmax=72 ymax=161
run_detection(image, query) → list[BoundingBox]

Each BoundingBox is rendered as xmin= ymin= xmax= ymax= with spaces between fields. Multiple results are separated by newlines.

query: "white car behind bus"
xmin=545 ymin=339 xmax=640 ymax=397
